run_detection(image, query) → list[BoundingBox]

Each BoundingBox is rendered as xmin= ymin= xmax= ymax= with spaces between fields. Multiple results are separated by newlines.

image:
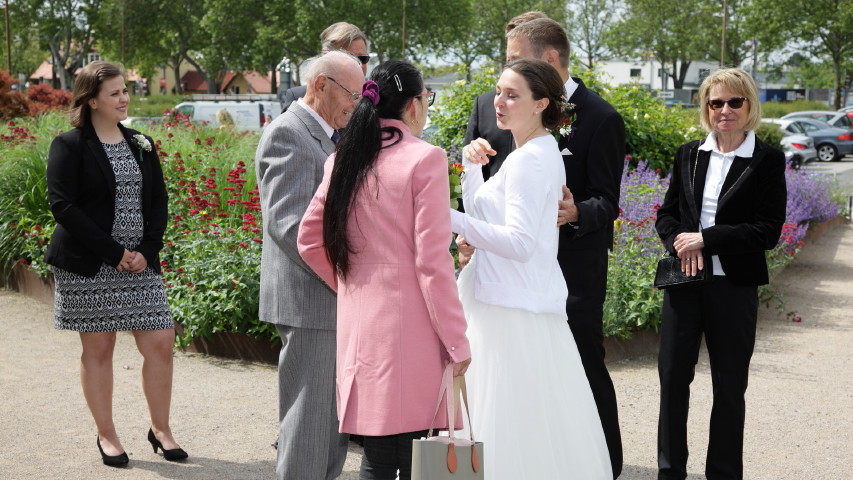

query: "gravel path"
xmin=1 ymin=221 xmax=850 ymax=480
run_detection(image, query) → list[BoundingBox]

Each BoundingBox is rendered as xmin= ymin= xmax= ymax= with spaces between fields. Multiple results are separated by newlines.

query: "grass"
xmin=127 ymin=94 xmax=192 ymax=117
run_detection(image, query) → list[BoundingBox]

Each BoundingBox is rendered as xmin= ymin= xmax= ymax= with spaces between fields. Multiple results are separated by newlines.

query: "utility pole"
xmin=720 ymin=0 xmax=727 ymax=67
xmin=4 ymin=0 xmax=11 ymax=73
xmin=401 ymin=0 xmax=406 ymax=59
xmin=120 ymin=0 xmax=125 ymax=63
xmin=751 ymin=37 xmax=757 ymax=79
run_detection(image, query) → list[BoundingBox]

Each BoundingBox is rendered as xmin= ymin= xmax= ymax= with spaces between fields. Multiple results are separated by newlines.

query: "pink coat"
xmin=298 ymin=119 xmax=470 ymax=436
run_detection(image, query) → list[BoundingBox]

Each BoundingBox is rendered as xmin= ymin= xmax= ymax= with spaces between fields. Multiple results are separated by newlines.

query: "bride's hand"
xmin=452 ymin=357 xmax=471 ymax=376
xmin=463 ymin=138 xmax=496 ymax=166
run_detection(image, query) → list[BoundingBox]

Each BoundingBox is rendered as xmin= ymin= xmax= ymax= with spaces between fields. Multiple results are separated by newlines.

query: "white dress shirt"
xmin=698 ymin=130 xmax=756 ymax=276
xmin=296 ymin=98 xmax=336 ymax=141
xmin=450 ymin=135 xmax=568 ymax=316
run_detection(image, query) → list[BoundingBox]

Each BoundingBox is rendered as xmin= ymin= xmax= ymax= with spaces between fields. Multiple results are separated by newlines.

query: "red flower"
xmin=239 ymin=242 xmax=248 ymax=248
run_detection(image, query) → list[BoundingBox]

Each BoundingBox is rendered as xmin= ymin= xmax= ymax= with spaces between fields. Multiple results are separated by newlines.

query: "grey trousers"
xmin=275 ymin=324 xmax=348 ymax=480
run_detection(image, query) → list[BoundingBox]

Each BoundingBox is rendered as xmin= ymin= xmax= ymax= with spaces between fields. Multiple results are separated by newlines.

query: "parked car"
xmin=764 ymin=118 xmax=853 ymax=162
xmin=120 ymin=116 xmax=162 ymax=128
xmin=779 ymin=134 xmax=816 ymax=169
xmin=173 ymin=95 xmax=282 ymax=130
xmin=782 ymin=110 xmax=853 ymax=130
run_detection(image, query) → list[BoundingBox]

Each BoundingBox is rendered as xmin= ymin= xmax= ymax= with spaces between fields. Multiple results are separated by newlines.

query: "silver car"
xmin=764 ymin=118 xmax=853 ymax=162
xmin=779 ymin=134 xmax=816 ymax=168
xmin=782 ymin=110 xmax=853 ymax=130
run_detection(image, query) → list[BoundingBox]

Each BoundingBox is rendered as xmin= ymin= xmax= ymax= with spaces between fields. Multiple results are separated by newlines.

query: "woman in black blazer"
xmin=655 ymin=68 xmax=786 ymax=480
xmin=45 ymin=61 xmax=186 ymax=467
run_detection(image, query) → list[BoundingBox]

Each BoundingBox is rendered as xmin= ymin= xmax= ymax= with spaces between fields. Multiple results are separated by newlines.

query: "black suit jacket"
xmin=281 ymin=85 xmax=307 ymax=113
xmin=463 ymin=78 xmax=625 ymax=311
xmin=655 ymin=137 xmax=786 ymax=286
xmin=44 ymin=122 xmax=168 ymax=277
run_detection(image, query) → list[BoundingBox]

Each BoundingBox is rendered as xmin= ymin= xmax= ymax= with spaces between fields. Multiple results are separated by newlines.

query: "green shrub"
xmin=756 ymin=122 xmax=784 ymax=148
xmin=431 ymin=66 xmax=497 ymax=155
xmin=602 ymin=82 xmax=702 ymax=172
xmin=128 ymin=94 xmax=190 ymax=117
xmin=761 ymin=99 xmax=832 ymax=119
xmin=0 ymin=115 xmax=66 ymax=281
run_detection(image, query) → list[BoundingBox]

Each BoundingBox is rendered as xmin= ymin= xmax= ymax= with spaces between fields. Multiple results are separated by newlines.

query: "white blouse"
xmin=450 ymin=134 xmax=568 ymax=316
xmin=698 ymin=130 xmax=756 ymax=276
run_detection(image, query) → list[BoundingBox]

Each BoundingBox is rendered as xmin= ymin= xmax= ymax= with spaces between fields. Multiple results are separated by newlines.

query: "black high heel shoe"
xmin=96 ymin=436 xmax=129 ymax=467
xmin=147 ymin=428 xmax=188 ymax=461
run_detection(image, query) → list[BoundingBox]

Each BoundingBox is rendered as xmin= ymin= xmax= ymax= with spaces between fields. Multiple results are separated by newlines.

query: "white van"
xmin=173 ymin=94 xmax=282 ymax=130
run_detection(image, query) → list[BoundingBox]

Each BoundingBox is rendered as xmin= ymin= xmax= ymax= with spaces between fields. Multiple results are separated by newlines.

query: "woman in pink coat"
xmin=298 ymin=60 xmax=471 ymax=480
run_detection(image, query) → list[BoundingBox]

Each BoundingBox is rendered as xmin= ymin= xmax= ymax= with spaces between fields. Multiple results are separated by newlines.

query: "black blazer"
xmin=463 ymin=78 xmax=625 ymax=252
xmin=44 ymin=121 xmax=168 ymax=277
xmin=655 ymin=136 xmax=787 ymax=286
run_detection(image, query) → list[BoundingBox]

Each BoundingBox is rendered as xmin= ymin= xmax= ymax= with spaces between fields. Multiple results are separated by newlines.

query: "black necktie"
xmin=331 ymin=131 xmax=340 ymax=144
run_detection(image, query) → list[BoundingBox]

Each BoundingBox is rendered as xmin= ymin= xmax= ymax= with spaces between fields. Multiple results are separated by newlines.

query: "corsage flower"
xmin=131 ymin=134 xmax=152 ymax=162
xmin=551 ymin=95 xmax=577 ymax=142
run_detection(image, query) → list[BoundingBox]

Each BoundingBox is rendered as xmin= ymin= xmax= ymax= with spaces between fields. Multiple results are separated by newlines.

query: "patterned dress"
xmin=54 ymin=140 xmax=173 ymax=332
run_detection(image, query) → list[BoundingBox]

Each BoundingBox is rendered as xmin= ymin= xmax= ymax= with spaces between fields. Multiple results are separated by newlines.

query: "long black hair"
xmin=323 ymin=60 xmax=424 ymax=279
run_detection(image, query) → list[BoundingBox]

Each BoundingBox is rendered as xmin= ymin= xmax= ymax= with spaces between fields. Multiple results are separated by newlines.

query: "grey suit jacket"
xmin=255 ymin=102 xmax=337 ymax=329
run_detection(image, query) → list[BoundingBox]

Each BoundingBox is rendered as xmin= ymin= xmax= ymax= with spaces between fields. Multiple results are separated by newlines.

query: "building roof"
xmin=221 ymin=70 xmax=281 ymax=94
xmin=181 ymin=70 xmax=208 ymax=91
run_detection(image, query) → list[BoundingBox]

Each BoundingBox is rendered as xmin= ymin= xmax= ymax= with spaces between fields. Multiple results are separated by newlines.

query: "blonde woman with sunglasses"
xmin=655 ymin=68 xmax=787 ymax=480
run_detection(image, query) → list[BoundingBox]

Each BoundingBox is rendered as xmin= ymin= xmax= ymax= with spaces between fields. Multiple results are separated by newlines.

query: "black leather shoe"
xmin=147 ymin=428 xmax=188 ymax=461
xmin=96 ymin=437 xmax=129 ymax=467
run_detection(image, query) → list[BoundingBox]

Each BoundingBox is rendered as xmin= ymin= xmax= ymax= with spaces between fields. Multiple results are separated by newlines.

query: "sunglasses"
xmin=356 ymin=55 xmax=371 ymax=65
xmin=325 ymin=75 xmax=362 ymax=103
xmin=416 ymin=91 xmax=436 ymax=107
xmin=707 ymin=97 xmax=748 ymax=110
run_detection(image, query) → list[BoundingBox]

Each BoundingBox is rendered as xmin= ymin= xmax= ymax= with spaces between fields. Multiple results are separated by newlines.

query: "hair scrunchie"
xmin=362 ymin=80 xmax=380 ymax=106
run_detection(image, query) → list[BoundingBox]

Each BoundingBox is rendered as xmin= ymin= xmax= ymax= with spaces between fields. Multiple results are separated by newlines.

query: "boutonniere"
xmin=551 ymin=95 xmax=577 ymax=142
xmin=131 ymin=134 xmax=152 ymax=162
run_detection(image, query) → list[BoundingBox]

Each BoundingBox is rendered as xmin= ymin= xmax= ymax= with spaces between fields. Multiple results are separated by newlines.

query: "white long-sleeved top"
xmin=450 ymin=134 xmax=568 ymax=317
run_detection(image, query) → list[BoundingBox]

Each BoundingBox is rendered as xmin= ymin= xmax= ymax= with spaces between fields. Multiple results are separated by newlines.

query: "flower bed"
xmin=0 ymin=112 xmax=844 ymax=346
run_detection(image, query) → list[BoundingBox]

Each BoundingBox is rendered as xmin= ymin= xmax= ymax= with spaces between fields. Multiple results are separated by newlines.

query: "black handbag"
xmin=653 ymin=255 xmax=710 ymax=289
xmin=654 ymin=142 xmax=713 ymax=290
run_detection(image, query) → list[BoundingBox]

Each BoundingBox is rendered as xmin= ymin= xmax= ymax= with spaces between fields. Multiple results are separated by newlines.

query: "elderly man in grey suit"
xmin=255 ymin=50 xmax=364 ymax=480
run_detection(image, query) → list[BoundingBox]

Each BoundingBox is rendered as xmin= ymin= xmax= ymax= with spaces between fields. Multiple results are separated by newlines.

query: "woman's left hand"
xmin=127 ymin=251 xmax=148 ymax=274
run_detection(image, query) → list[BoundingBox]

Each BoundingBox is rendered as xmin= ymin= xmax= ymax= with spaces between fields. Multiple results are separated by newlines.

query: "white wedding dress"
xmin=456 ymin=260 xmax=612 ymax=479
xmin=451 ymin=135 xmax=612 ymax=480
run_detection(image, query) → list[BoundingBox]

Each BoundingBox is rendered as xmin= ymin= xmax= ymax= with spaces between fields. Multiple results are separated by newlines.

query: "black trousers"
xmin=563 ymin=246 xmax=623 ymax=479
xmin=657 ymin=276 xmax=758 ymax=480
xmin=359 ymin=430 xmax=429 ymax=480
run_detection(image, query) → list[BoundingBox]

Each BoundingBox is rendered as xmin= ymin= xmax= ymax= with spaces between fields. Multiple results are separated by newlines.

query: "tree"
xmin=0 ymin=1 xmax=50 ymax=79
xmin=472 ymin=0 xmax=567 ymax=63
xmin=25 ymin=0 xmax=102 ymax=90
xmin=751 ymin=0 xmax=853 ymax=108
xmin=706 ymin=0 xmax=756 ymax=68
xmin=611 ymin=0 xmax=709 ymax=89
xmin=566 ymin=0 xmax=622 ymax=71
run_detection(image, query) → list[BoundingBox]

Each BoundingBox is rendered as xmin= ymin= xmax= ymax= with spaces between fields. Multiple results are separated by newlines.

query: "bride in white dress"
xmin=451 ymin=59 xmax=612 ymax=479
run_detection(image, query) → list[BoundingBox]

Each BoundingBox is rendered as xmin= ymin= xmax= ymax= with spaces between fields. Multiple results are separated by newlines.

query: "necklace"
xmin=516 ymin=127 xmax=547 ymax=148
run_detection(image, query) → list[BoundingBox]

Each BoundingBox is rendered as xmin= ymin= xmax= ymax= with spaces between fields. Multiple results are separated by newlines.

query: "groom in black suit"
xmin=461 ymin=14 xmax=626 ymax=478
